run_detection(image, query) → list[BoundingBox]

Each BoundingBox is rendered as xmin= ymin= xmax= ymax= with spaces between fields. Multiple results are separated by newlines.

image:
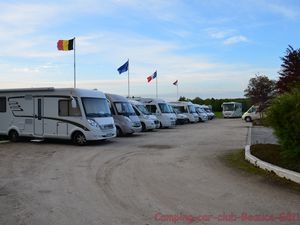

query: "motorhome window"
xmin=136 ymin=105 xmax=150 ymax=115
xmin=114 ymin=102 xmax=135 ymax=116
xmin=158 ymin=103 xmax=172 ymax=113
xmin=0 ymin=97 xmax=6 ymax=112
xmin=169 ymin=105 xmax=175 ymax=113
xmin=248 ymin=106 xmax=256 ymax=113
xmin=223 ymin=104 xmax=234 ymax=111
xmin=145 ymin=105 xmax=157 ymax=113
xmin=133 ymin=107 xmax=140 ymax=116
xmin=59 ymin=99 xmax=82 ymax=116
xmin=173 ymin=106 xmax=186 ymax=113
xmin=82 ymin=98 xmax=111 ymax=117
xmin=188 ymin=105 xmax=196 ymax=113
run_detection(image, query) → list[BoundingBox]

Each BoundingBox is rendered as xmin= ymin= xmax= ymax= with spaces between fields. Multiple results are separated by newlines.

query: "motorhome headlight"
xmin=87 ymin=119 xmax=100 ymax=128
xmin=143 ymin=115 xmax=150 ymax=119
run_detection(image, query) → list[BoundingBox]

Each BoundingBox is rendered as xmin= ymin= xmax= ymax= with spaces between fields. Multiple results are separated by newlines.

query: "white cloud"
xmin=206 ymin=28 xmax=235 ymax=39
xmin=223 ymin=35 xmax=248 ymax=45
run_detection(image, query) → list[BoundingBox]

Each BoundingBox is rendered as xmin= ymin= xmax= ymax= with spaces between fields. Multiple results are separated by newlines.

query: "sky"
xmin=0 ymin=0 xmax=300 ymax=100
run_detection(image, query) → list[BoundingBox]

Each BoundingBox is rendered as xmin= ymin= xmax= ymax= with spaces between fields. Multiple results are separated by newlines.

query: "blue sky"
xmin=0 ymin=0 xmax=300 ymax=100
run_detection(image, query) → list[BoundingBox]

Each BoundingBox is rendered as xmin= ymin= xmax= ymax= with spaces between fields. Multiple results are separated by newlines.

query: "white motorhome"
xmin=128 ymin=99 xmax=159 ymax=130
xmin=222 ymin=102 xmax=242 ymax=118
xmin=193 ymin=104 xmax=208 ymax=122
xmin=136 ymin=98 xmax=176 ymax=128
xmin=200 ymin=105 xmax=215 ymax=120
xmin=169 ymin=101 xmax=199 ymax=123
xmin=105 ymin=93 xmax=142 ymax=136
xmin=0 ymin=88 xmax=116 ymax=145
xmin=169 ymin=105 xmax=189 ymax=125
xmin=242 ymin=105 xmax=261 ymax=122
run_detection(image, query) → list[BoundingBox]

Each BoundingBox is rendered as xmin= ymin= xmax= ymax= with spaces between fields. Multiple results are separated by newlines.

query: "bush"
xmin=266 ymin=88 xmax=300 ymax=159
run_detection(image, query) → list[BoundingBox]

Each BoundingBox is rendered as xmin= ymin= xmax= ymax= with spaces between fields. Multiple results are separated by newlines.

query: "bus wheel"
xmin=72 ymin=132 xmax=87 ymax=145
xmin=9 ymin=130 xmax=19 ymax=142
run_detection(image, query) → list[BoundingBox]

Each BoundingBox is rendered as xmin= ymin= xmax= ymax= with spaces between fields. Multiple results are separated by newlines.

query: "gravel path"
xmin=0 ymin=119 xmax=299 ymax=225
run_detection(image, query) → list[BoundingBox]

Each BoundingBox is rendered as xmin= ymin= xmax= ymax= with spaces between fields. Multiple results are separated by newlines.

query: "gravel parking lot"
xmin=0 ymin=119 xmax=299 ymax=225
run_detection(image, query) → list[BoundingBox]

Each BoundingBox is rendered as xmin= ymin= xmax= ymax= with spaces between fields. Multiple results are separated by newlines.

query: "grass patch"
xmin=214 ymin=111 xmax=223 ymax=118
xmin=223 ymin=150 xmax=267 ymax=175
xmin=251 ymin=144 xmax=300 ymax=173
xmin=222 ymin=149 xmax=300 ymax=192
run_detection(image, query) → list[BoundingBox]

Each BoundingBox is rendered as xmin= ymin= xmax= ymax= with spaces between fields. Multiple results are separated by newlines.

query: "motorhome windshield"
xmin=173 ymin=106 xmax=187 ymax=113
xmin=135 ymin=104 xmax=150 ymax=115
xmin=223 ymin=104 xmax=234 ymax=111
xmin=82 ymin=97 xmax=111 ymax=117
xmin=188 ymin=105 xmax=196 ymax=113
xmin=158 ymin=103 xmax=173 ymax=113
xmin=114 ymin=102 xmax=136 ymax=116
xmin=196 ymin=108 xmax=205 ymax=113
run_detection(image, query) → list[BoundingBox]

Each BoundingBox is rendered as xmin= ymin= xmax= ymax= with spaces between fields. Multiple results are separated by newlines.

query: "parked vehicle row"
xmin=0 ymin=88 xmax=215 ymax=145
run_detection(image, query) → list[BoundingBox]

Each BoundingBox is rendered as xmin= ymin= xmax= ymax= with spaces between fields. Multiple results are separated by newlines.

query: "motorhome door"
xmin=34 ymin=97 xmax=44 ymax=136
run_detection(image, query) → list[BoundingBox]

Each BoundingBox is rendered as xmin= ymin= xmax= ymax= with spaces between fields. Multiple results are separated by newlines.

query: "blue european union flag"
xmin=117 ymin=60 xmax=129 ymax=74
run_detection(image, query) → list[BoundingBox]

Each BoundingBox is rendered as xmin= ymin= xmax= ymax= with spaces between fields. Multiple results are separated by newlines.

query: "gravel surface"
xmin=0 ymin=119 xmax=299 ymax=225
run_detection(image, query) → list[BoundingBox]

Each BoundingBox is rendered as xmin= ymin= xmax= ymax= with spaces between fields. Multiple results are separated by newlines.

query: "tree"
xmin=267 ymin=88 xmax=300 ymax=158
xmin=277 ymin=45 xmax=300 ymax=93
xmin=178 ymin=96 xmax=191 ymax=102
xmin=244 ymin=75 xmax=276 ymax=112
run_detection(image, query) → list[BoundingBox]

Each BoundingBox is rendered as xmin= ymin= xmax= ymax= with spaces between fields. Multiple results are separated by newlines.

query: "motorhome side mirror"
xmin=71 ymin=97 xmax=77 ymax=108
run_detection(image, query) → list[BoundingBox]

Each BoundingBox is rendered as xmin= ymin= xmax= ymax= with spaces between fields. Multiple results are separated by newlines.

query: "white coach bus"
xmin=221 ymin=102 xmax=243 ymax=118
xmin=0 ymin=87 xmax=116 ymax=145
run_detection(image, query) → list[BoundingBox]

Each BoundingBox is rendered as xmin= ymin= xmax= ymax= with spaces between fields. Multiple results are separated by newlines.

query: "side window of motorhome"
xmin=145 ymin=105 xmax=157 ymax=114
xmin=59 ymin=99 xmax=81 ymax=116
xmin=0 ymin=97 xmax=6 ymax=112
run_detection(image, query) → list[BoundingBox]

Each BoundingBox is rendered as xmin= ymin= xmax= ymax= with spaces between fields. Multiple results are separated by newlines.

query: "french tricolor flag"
xmin=147 ymin=71 xmax=157 ymax=83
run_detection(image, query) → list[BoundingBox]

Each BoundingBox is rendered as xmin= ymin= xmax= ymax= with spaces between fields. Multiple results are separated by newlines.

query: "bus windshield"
xmin=223 ymin=104 xmax=234 ymax=111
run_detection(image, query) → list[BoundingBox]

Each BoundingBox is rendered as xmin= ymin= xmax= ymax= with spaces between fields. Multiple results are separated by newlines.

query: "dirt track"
xmin=0 ymin=119 xmax=299 ymax=225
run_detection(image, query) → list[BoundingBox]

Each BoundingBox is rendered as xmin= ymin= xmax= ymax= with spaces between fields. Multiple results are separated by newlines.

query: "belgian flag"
xmin=57 ymin=38 xmax=74 ymax=51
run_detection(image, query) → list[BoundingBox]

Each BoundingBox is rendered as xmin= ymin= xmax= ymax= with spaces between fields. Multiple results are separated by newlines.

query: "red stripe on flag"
xmin=147 ymin=76 xmax=152 ymax=83
xmin=57 ymin=40 xmax=63 ymax=50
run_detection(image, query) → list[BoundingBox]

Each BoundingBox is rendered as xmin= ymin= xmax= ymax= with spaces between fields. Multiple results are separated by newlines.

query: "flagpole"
xmin=156 ymin=71 xmax=158 ymax=98
xmin=127 ymin=59 xmax=130 ymax=97
xmin=73 ymin=37 xmax=76 ymax=88
xmin=177 ymin=83 xmax=178 ymax=100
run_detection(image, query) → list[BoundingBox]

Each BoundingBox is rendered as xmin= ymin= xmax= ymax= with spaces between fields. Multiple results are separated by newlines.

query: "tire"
xmin=141 ymin=122 xmax=146 ymax=132
xmin=116 ymin=127 xmax=123 ymax=137
xmin=245 ymin=116 xmax=252 ymax=122
xmin=9 ymin=130 xmax=19 ymax=142
xmin=72 ymin=132 xmax=87 ymax=146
